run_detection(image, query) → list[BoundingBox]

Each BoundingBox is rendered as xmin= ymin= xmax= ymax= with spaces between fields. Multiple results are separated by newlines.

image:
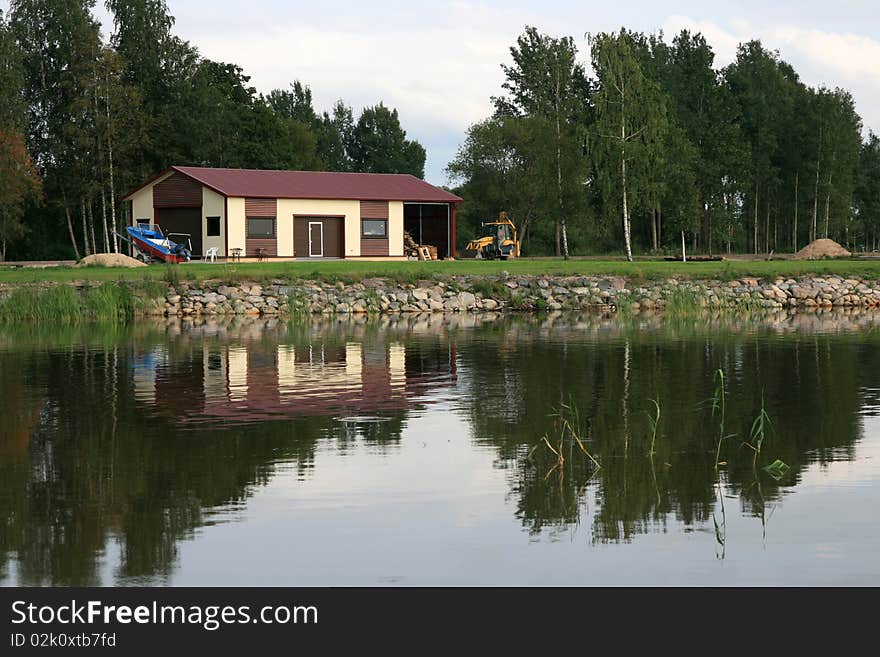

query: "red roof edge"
xmin=124 ymin=166 xmax=463 ymax=204
xmin=121 ymin=166 xmax=230 ymax=201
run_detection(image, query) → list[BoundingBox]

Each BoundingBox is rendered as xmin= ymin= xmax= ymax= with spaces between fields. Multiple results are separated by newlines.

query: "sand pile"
xmin=78 ymin=253 xmax=147 ymax=268
xmin=795 ymin=238 xmax=851 ymax=260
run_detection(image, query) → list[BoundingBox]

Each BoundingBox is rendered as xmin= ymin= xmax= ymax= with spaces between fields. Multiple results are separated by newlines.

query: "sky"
xmin=4 ymin=0 xmax=880 ymax=184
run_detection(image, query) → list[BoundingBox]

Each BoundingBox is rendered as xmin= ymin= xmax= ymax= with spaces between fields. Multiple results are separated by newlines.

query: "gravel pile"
xmin=78 ymin=253 xmax=147 ymax=268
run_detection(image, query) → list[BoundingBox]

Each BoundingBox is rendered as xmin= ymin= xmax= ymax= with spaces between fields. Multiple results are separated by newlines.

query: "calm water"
xmin=2 ymin=311 xmax=880 ymax=586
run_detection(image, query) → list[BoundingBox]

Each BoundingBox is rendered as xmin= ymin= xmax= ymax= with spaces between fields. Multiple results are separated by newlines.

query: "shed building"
xmin=122 ymin=166 xmax=462 ymax=260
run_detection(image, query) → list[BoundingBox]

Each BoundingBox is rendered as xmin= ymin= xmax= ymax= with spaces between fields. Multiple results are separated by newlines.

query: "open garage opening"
xmin=404 ymin=203 xmax=452 ymax=259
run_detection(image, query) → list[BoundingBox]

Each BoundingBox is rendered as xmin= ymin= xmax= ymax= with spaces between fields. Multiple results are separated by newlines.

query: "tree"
xmin=0 ymin=129 xmax=42 ymax=260
xmin=493 ymin=26 xmax=591 ymax=257
xmin=854 ymin=133 xmax=880 ymax=250
xmin=724 ymin=41 xmax=797 ymax=254
xmin=0 ymin=9 xmax=26 ymax=132
xmin=589 ymin=29 xmax=669 ymax=261
xmin=349 ymin=103 xmax=425 ymax=177
xmin=447 ymin=115 xmax=557 ymax=254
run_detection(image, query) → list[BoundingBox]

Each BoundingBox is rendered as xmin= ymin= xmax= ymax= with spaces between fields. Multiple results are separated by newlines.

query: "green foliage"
xmin=0 ymin=282 xmax=134 ymax=322
xmin=349 ymin=103 xmax=426 ymax=177
xmin=4 ymin=1 xmax=427 ymax=261
xmin=453 ymin=26 xmax=869 ymax=258
xmin=763 ymin=459 xmax=790 ymax=480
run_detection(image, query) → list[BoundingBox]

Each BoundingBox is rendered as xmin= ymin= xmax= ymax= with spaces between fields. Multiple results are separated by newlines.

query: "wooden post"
xmin=681 ymin=230 xmax=687 ymax=263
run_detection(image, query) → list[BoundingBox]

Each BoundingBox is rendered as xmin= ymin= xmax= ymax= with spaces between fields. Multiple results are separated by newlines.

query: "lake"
xmin=2 ymin=311 xmax=879 ymax=586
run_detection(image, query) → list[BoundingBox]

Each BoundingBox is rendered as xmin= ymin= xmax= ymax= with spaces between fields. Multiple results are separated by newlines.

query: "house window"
xmin=136 ymin=218 xmax=151 ymax=227
xmin=362 ymin=219 xmax=387 ymax=238
xmin=247 ymin=217 xmax=275 ymax=238
xmin=206 ymin=216 xmax=221 ymax=237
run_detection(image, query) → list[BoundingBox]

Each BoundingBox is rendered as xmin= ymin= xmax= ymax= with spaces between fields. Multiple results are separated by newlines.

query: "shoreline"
xmin=3 ymin=273 xmax=880 ymax=320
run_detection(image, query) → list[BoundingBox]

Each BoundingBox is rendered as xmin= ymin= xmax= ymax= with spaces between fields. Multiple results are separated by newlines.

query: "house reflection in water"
xmin=133 ymin=334 xmax=457 ymax=424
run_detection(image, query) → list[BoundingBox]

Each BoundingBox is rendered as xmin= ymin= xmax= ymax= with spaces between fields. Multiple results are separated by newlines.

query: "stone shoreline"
xmin=150 ymin=273 xmax=880 ymax=316
xmin=5 ymin=273 xmax=880 ymax=317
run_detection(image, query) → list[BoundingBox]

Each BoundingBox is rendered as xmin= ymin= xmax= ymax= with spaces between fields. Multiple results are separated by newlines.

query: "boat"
xmin=122 ymin=224 xmax=192 ymax=264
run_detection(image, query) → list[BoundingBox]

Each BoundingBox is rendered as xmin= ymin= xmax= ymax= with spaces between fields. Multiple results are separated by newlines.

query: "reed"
xmin=529 ymin=401 xmax=601 ymax=478
xmin=645 ymin=398 xmax=661 ymax=455
xmin=743 ymin=392 xmax=772 ymax=468
xmin=0 ymin=283 xmax=135 ymax=323
xmin=709 ymin=368 xmax=734 ymax=472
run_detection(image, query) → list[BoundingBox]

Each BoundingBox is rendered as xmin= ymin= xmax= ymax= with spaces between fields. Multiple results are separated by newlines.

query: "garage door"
xmin=294 ymin=218 xmax=343 ymax=258
xmin=157 ymin=207 xmax=202 ymax=257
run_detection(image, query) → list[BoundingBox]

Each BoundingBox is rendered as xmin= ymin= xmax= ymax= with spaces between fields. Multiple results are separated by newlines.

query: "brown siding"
xmin=361 ymin=238 xmax=389 ymax=256
xmin=245 ymin=238 xmax=277 ymax=258
xmin=154 ymin=173 xmax=202 ymax=207
xmin=360 ymin=200 xmax=389 ymax=219
xmin=245 ymin=198 xmax=276 ymax=217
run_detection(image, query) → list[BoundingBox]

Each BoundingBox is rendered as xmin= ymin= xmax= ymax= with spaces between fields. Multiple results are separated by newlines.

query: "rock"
xmin=458 ymin=291 xmax=476 ymax=308
xmin=412 ymin=288 xmax=430 ymax=301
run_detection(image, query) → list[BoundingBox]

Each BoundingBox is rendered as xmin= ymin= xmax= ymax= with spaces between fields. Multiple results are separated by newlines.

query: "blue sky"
xmin=4 ymin=1 xmax=880 ymax=183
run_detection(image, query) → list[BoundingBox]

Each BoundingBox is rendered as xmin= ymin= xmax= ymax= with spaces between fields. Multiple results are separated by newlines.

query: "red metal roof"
xmin=125 ymin=166 xmax=462 ymax=203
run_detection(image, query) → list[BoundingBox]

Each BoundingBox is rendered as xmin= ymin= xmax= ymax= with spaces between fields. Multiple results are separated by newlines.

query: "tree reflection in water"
xmin=0 ymin=310 xmax=877 ymax=583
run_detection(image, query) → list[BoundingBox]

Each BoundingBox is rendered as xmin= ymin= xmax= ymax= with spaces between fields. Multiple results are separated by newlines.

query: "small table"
xmin=230 ymin=247 xmax=243 ymax=262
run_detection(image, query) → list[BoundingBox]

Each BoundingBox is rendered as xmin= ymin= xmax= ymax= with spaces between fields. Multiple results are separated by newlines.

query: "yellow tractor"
xmin=465 ymin=212 xmax=520 ymax=260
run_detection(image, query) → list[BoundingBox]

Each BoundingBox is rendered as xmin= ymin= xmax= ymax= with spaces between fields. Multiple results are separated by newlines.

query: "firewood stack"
xmin=404 ymin=231 xmax=437 ymax=259
xmin=404 ymin=230 xmax=419 ymax=257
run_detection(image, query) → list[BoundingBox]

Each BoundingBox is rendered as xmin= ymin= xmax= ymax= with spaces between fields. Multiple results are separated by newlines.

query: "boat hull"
xmin=126 ymin=226 xmax=190 ymax=264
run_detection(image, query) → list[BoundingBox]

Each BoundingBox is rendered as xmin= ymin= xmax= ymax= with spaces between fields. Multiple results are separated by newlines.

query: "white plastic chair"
xmin=205 ymin=247 xmax=218 ymax=263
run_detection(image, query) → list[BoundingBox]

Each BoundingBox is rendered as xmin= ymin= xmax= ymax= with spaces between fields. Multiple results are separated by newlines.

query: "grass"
xmin=0 ymin=283 xmax=137 ymax=322
xmin=3 ymin=257 xmax=880 ymax=286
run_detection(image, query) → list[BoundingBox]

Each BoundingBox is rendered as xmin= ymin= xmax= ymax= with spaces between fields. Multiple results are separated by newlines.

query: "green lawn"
xmin=3 ymin=257 xmax=880 ymax=285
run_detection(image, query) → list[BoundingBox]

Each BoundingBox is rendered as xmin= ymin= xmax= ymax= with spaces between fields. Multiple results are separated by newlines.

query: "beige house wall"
xmin=227 ymin=197 xmax=246 ymax=254
xmin=388 ymin=201 xmax=404 ymax=256
xmin=202 ymin=187 xmax=226 ymax=256
xmin=276 ymin=199 xmax=361 ymax=257
xmin=130 ymin=187 xmax=154 ymax=225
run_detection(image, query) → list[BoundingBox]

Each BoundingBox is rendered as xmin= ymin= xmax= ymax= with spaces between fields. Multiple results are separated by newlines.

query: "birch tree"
xmin=589 ymin=30 xmax=668 ymax=261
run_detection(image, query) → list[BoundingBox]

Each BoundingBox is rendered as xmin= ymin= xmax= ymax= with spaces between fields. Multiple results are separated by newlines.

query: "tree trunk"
xmin=793 ymin=170 xmax=799 ymax=251
xmin=88 ymin=199 xmax=98 ymax=255
xmin=812 ymin=125 xmax=822 ymax=243
xmin=681 ymin=230 xmax=686 ymax=262
xmin=66 ymin=206 xmax=81 ymax=261
xmin=765 ymin=202 xmax=770 ymax=254
xmin=101 ymin=188 xmax=110 ymax=253
xmin=620 ymin=85 xmax=633 ymax=263
xmin=555 ymin=221 xmax=560 ymax=257
xmin=753 ymin=185 xmax=759 ymax=255
xmin=823 ymin=156 xmax=834 ymax=239
xmin=81 ymin=199 xmax=91 ymax=257
xmin=650 ymin=205 xmax=658 ymax=251
xmin=105 ymin=69 xmax=119 ymax=254
xmin=657 ymin=205 xmax=661 ymax=247
xmin=621 ymin=152 xmax=632 ymax=262
xmin=554 ymin=59 xmax=569 ymax=261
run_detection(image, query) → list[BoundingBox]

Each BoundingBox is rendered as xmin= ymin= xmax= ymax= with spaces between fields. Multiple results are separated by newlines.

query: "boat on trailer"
xmin=122 ymin=224 xmax=192 ymax=264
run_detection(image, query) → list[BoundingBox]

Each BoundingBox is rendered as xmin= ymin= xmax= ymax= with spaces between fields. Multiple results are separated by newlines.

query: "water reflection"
xmin=1 ymin=311 xmax=879 ymax=585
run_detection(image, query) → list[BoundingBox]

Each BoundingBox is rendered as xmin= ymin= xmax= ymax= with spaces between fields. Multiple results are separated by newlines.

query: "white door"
xmin=308 ymin=222 xmax=323 ymax=257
